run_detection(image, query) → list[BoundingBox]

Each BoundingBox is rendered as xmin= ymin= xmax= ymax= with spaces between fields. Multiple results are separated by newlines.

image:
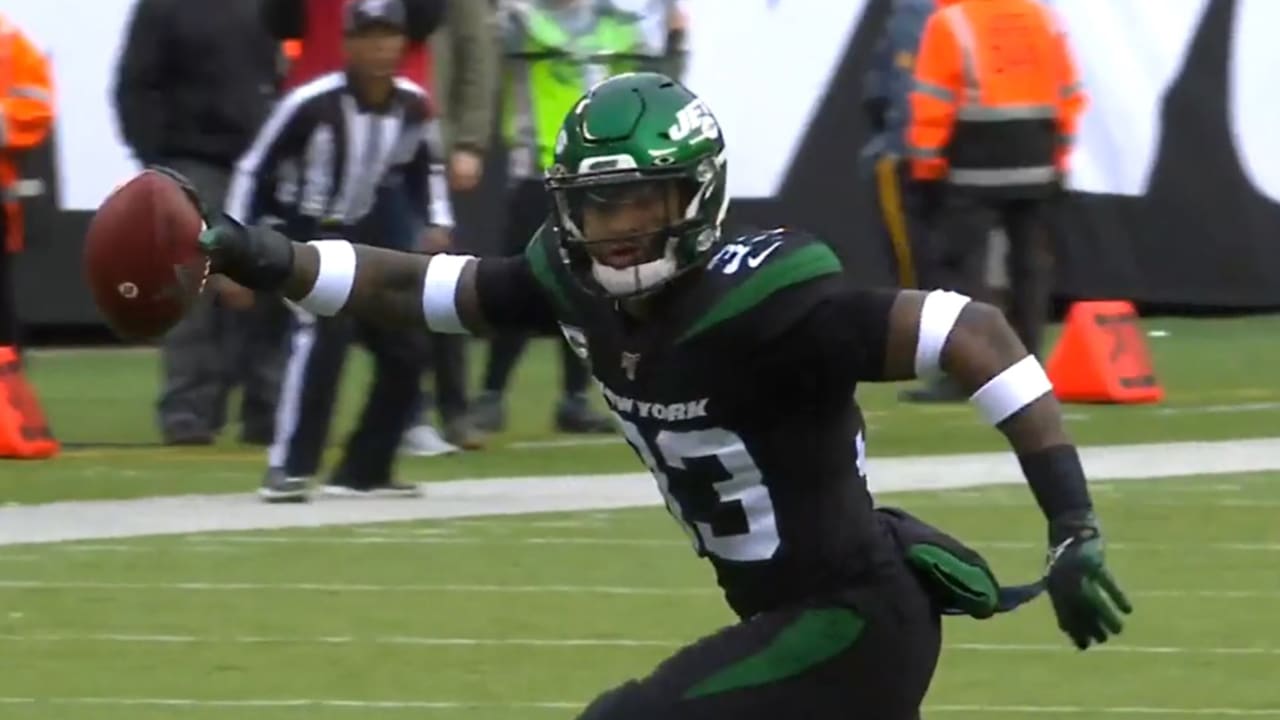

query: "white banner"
xmin=1 ymin=0 xmax=1278 ymax=210
xmin=1046 ymin=0 xmax=1280 ymax=203
xmin=0 ymin=0 xmax=871 ymax=209
xmin=0 ymin=0 xmax=138 ymax=212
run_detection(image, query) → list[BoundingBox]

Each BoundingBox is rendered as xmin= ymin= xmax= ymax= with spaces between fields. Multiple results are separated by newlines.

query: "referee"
xmin=226 ymin=0 xmax=453 ymax=502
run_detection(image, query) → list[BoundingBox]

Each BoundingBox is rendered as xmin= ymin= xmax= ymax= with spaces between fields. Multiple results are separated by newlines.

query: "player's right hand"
xmin=197 ymin=219 xmax=295 ymax=294
xmin=1045 ymin=510 xmax=1133 ymax=650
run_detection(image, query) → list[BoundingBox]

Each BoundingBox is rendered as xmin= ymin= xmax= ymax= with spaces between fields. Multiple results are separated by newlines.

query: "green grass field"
xmin=0 ymin=314 xmax=1278 ymax=718
xmin=0 ymin=475 xmax=1278 ymax=718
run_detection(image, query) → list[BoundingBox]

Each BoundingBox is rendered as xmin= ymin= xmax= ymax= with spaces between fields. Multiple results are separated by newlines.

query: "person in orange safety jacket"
xmin=0 ymin=14 xmax=57 ymax=460
xmin=902 ymin=0 xmax=1084 ymax=401
xmin=0 ymin=14 xmax=54 ymax=349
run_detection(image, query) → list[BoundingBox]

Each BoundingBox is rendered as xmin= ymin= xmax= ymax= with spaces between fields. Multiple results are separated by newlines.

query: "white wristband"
xmin=422 ymin=254 xmax=475 ymax=333
xmin=296 ymin=240 xmax=357 ymax=316
xmin=970 ymin=355 xmax=1054 ymax=425
xmin=915 ymin=290 xmax=971 ymax=378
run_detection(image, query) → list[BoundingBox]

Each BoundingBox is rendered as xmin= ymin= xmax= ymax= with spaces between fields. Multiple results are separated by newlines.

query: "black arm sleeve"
xmin=813 ymin=286 xmax=898 ymax=384
xmin=474 ymin=256 xmax=561 ymax=334
xmin=754 ymin=285 xmax=898 ymax=406
xmin=113 ymin=0 xmax=169 ymax=164
xmin=260 ymin=0 xmax=305 ymax=40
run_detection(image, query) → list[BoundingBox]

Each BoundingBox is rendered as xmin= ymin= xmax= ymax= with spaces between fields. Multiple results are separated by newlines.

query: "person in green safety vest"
xmin=469 ymin=0 xmax=688 ymax=435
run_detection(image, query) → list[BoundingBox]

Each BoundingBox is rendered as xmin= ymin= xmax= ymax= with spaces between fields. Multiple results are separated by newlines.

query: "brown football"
xmin=82 ymin=169 xmax=209 ymax=340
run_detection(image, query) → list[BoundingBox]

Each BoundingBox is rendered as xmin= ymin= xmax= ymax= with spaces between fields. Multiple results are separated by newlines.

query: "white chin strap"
xmin=592 ymin=250 xmax=679 ymax=297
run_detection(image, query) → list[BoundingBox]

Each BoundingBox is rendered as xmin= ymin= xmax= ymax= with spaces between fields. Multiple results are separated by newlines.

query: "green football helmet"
xmin=545 ymin=72 xmax=730 ymax=298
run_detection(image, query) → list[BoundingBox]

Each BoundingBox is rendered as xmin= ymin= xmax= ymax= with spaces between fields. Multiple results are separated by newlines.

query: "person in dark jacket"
xmin=113 ymin=0 xmax=291 ymax=446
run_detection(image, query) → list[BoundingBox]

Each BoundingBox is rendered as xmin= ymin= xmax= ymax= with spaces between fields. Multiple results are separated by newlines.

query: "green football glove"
xmin=1046 ymin=510 xmax=1133 ymax=650
xmin=196 ymin=219 xmax=294 ymax=293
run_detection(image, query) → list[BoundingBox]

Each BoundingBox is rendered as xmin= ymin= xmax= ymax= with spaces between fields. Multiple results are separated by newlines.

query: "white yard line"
xmin=0 ymin=633 xmax=677 ymax=648
xmin=181 ymin=535 xmax=685 ymax=547
xmin=0 ymin=696 xmax=577 ymax=710
xmin=1154 ymin=402 xmax=1280 ymax=416
xmin=0 ymin=580 xmax=713 ymax=595
xmin=161 ymin=535 xmax=1280 ymax=552
xmin=1 ymin=437 xmax=1277 ymax=547
xmin=927 ymin=706 xmax=1280 ymax=716
xmin=0 ymin=579 xmax=1271 ymax=599
xmin=904 ymin=497 xmax=1280 ymax=508
xmin=0 ymin=697 xmax=1275 ymax=715
xmin=0 ymin=633 xmax=1276 ymax=657
xmin=946 ymin=643 xmax=1280 ymax=656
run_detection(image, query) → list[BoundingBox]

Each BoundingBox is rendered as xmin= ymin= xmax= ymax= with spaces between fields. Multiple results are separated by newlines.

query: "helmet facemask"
xmin=549 ymin=154 xmax=728 ymax=299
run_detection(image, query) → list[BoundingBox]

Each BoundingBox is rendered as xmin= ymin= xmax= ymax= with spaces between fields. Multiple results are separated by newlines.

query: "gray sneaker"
xmin=259 ymin=468 xmax=309 ymax=503
xmin=555 ymin=395 xmax=617 ymax=434
xmin=468 ymin=392 xmax=506 ymax=433
xmin=443 ymin=417 xmax=487 ymax=450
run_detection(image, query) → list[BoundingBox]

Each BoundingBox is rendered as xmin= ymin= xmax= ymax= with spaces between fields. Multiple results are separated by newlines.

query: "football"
xmin=83 ymin=169 xmax=209 ymax=340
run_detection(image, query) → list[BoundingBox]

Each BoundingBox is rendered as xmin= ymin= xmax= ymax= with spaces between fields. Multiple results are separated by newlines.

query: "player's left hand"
xmin=1045 ymin=510 xmax=1133 ymax=650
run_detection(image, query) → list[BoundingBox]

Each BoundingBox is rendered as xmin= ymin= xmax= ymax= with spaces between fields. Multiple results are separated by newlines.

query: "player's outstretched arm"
xmin=875 ymin=289 xmax=1133 ymax=650
xmin=198 ymin=220 xmax=493 ymax=334
xmin=153 ymin=164 xmax=530 ymax=335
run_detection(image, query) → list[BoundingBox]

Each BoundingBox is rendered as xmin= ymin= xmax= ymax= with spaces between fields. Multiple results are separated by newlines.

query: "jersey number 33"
xmin=618 ymin=418 xmax=781 ymax=563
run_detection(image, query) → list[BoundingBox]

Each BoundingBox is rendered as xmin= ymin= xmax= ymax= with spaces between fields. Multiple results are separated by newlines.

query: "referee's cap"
xmin=344 ymin=0 xmax=407 ymax=35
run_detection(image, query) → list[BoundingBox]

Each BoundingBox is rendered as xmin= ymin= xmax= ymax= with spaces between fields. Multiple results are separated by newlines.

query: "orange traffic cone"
xmin=1045 ymin=301 xmax=1164 ymax=404
xmin=0 ymin=345 xmax=59 ymax=459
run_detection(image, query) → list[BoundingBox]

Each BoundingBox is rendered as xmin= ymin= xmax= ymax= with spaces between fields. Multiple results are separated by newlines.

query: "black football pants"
xmin=933 ymin=196 xmax=1056 ymax=358
xmin=576 ymin=569 xmax=940 ymax=720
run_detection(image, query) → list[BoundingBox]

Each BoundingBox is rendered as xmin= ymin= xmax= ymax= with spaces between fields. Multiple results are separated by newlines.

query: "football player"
xmin=166 ymin=72 xmax=1131 ymax=719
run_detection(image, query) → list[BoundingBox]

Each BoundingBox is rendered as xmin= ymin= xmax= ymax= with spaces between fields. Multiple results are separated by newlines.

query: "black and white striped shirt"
xmin=225 ymin=71 xmax=452 ymax=240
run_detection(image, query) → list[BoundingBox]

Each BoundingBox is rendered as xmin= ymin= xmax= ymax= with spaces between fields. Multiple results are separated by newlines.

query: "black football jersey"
xmin=478 ymin=226 xmax=902 ymax=618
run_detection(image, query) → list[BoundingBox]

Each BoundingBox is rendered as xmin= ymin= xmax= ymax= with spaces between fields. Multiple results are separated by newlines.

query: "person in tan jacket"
xmin=430 ymin=0 xmax=499 ymax=192
xmin=399 ymin=0 xmax=502 ymax=454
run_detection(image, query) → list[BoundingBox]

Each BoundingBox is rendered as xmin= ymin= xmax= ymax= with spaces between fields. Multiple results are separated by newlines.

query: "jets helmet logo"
xmin=667 ymin=99 xmax=720 ymax=144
